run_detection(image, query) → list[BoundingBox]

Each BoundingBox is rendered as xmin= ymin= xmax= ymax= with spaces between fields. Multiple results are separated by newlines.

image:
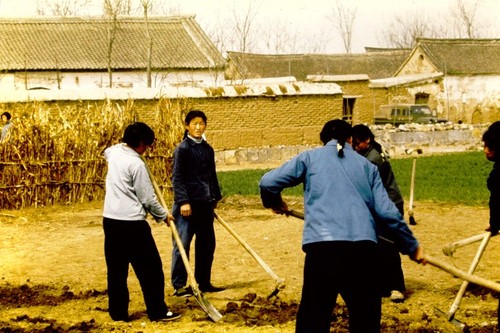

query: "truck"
xmin=374 ymin=104 xmax=444 ymax=125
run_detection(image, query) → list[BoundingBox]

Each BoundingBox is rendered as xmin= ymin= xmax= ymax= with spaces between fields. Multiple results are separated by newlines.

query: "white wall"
xmin=0 ymin=69 xmax=225 ymax=91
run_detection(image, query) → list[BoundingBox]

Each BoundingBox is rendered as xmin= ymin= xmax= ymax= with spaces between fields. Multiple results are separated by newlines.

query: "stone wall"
xmin=215 ymin=123 xmax=488 ymax=168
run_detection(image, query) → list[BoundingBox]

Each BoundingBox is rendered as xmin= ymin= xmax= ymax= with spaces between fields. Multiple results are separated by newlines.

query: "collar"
xmin=187 ymin=134 xmax=203 ymax=144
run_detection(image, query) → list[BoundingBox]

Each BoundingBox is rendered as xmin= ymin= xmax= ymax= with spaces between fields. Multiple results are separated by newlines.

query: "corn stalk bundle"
xmin=0 ymin=98 xmax=187 ymax=209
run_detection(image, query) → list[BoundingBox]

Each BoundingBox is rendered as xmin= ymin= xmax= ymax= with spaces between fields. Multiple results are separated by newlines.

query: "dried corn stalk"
xmin=0 ymin=98 xmax=188 ymax=209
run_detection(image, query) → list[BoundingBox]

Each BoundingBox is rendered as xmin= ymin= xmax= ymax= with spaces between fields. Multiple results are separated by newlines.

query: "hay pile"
xmin=0 ymin=98 xmax=187 ymax=209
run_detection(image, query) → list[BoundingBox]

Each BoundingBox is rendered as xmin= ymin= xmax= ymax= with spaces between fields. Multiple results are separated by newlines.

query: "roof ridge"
xmin=417 ymin=37 xmax=500 ymax=44
xmin=0 ymin=15 xmax=196 ymax=23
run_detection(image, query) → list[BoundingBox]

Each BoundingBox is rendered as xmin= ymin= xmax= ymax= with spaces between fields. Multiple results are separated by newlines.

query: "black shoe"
xmin=199 ymin=285 xmax=225 ymax=293
xmin=110 ymin=313 xmax=129 ymax=322
xmin=173 ymin=286 xmax=193 ymax=297
xmin=150 ymin=311 xmax=181 ymax=322
xmin=111 ymin=316 xmax=129 ymax=322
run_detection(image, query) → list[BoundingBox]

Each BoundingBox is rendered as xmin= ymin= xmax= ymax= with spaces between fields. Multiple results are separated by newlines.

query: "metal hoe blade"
xmin=141 ymin=157 xmax=223 ymax=322
xmin=170 ymin=221 xmax=223 ymax=322
xmin=214 ymin=212 xmax=285 ymax=299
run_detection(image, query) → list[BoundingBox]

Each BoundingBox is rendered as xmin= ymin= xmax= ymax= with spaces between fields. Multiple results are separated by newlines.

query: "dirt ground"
xmin=1 ymin=194 xmax=499 ymax=333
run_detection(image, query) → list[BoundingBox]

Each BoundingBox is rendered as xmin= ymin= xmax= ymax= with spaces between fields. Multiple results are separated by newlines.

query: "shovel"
xmin=214 ymin=212 xmax=285 ymax=299
xmin=408 ymin=158 xmax=417 ymax=225
xmin=141 ymin=157 xmax=223 ymax=322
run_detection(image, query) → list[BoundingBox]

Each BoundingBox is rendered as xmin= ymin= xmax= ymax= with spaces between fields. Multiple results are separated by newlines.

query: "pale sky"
xmin=0 ymin=0 xmax=499 ymax=53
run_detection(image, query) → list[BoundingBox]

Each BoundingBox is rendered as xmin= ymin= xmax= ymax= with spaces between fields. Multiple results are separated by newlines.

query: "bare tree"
xmin=36 ymin=0 xmax=92 ymax=16
xmin=451 ymin=0 xmax=482 ymax=38
xmin=306 ymin=28 xmax=332 ymax=54
xmin=379 ymin=11 xmax=439 ymax=49
xmin=140 ymin=0 xmax=154 ymax=87
xmin=103 ymin=0 xmax=134 ymax=16
xmin=204 ymin=17 xmax=231 ymax=58
xmin=230 ymin=0 xmax=261 ymax=53
xmin=328 ymin=0 xmax=357 ymax=54
xmin=260 ymin=18 xmax=301 ymax=54
xmin=103 ymin=0 xmax=123 ymax=88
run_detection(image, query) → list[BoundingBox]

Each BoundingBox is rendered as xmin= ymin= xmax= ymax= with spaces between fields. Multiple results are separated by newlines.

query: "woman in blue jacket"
xmin=259 ymin=119 xmax=425 ymax=333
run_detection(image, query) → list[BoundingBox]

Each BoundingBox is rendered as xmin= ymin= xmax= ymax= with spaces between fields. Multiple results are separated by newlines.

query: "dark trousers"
xmin=378 ymin=239 xmax=406 ymax=294
xmin=171 ymin=201 xmax=216 ymax=290
xmin=295 ymin=241 xmax=381 ymax=333
xmin=103 ymin=218 xmax=168 ymax=321
xmin=378 ymin=202 xmax=406 ymax=295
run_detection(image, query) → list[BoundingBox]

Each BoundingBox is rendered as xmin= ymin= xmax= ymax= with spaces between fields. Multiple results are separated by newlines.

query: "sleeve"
xmin=259 ymin=155 xmax=306 ymax=208
xmin=371 ymin=167 xmax=419 ymax=255
xmin=133 ymin=162 xmax=167 ymax=221
xmin=172 ymin=145 xmax=190 ymax=205
xmin=209 ymin=146 xmax=223 ymax=202
xmin=488 ymin=167 xmax=500 ymax=233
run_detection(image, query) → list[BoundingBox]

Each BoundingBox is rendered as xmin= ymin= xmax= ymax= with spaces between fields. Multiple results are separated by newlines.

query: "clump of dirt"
xmin=1 ymin=316 xmax=98 ymax=333
xmin=222 ymin=292 xmax=298 ymax=326
xmin=0 ymin=283 xmax=106 ymax=307
xmin=0 ymin=283 xmax=105 ymax=332
xmin=218 ymin=292 xmax=497 ymax=333
xmin=220 ymin=292 xmax=349 ymax=330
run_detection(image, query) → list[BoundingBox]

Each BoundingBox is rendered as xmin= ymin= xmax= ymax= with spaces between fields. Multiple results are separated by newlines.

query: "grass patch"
xmin=217 ymin=151 xmax=492 ymax=206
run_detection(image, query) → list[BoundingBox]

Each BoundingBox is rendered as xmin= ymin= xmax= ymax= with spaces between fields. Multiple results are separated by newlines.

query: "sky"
xmin=0 ymin=0 xmax=499 ymax=53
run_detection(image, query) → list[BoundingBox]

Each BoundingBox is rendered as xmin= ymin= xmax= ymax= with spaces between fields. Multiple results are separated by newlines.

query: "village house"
xmin=225 ymin=50 xmax=410 ymax=124
xmin=226 ymin=40 xmax=500 ymax=125
xmin=0 ymin=16 xmax=226 ymax=91
xmin=378 ymin=38 xmax=500 ymax=124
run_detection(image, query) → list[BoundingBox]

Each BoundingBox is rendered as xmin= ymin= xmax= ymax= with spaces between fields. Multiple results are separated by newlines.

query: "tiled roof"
xmin=409 ymin=38 xmax=500 ymax=75
xmin=225 ymin=50 xmax=410 ymax=80
xmin=0 ymin=16 xmax=225 ymax=71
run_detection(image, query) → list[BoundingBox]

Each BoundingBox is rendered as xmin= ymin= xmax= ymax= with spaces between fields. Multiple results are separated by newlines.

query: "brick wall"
xmin=158 ymin=94 xmax=344 ymax=150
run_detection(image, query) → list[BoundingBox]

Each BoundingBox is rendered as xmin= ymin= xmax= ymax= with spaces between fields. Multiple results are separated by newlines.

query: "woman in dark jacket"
xmin=170 ymin=110 xmax=223 ymax=297
xmin=481 ymin=121 xmax=500 ymax=329
xmin=352 ymin=124 xmax=408 ymax=303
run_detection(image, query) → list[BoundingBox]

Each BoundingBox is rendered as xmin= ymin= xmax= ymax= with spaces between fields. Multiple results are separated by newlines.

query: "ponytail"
xmin=320 ymin=119 xmax=352 ymax=158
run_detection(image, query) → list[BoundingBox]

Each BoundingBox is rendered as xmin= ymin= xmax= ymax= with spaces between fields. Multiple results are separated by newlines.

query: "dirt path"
xmin=0 ymin=197 xmax=499 ymax=332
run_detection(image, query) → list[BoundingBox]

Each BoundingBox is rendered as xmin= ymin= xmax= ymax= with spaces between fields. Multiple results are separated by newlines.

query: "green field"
xmin=217 ymin=151 xmax=492 ymax=206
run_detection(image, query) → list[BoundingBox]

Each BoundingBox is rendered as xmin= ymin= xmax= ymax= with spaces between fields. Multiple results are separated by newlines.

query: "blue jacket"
xmin=259 ymin=140 xmax=419 ymax=255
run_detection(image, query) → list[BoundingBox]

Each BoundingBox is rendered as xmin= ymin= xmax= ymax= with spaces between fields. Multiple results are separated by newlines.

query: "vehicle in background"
xmin=374 ymin=104 xmax=447 ymax=125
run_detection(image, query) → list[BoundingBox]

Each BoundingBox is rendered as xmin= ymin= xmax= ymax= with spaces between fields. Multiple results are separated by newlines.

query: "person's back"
xmin=260 ymin=119 xmax=424 ymax=333
xmin=261 ymin=140 xmax=387 ymax=245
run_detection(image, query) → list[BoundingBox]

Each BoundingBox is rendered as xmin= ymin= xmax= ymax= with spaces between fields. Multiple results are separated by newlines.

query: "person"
xmin=102 ymin=122 xmax=180 ymax=323
xmin=1 ymin=112 xmax=12 ymax=142
xmin=171 ymin=110 xmax=224 ymax=297
xmin=351 ymin=124 xmax=408 ymax=303
xmin=481 ymin=121 xmax=500 ymax=329
xmin=259 ymin=119 xmax=425 ymax=333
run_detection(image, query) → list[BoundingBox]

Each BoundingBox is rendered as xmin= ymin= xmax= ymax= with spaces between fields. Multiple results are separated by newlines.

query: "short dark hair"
xmin=122 ymin=122 xmax=155 ymax=148
xmin=483 ymin=121 xmax=500 ymax=159
xmin=352 ymin=124 xmax=374 ymax=142
xmin=185 ymin=110 xmax=207 ymax=125
xmin=352 ymin=124 xmax=383 ymax=154
xmin=1 ymin=112 xmax=11 ymax=120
